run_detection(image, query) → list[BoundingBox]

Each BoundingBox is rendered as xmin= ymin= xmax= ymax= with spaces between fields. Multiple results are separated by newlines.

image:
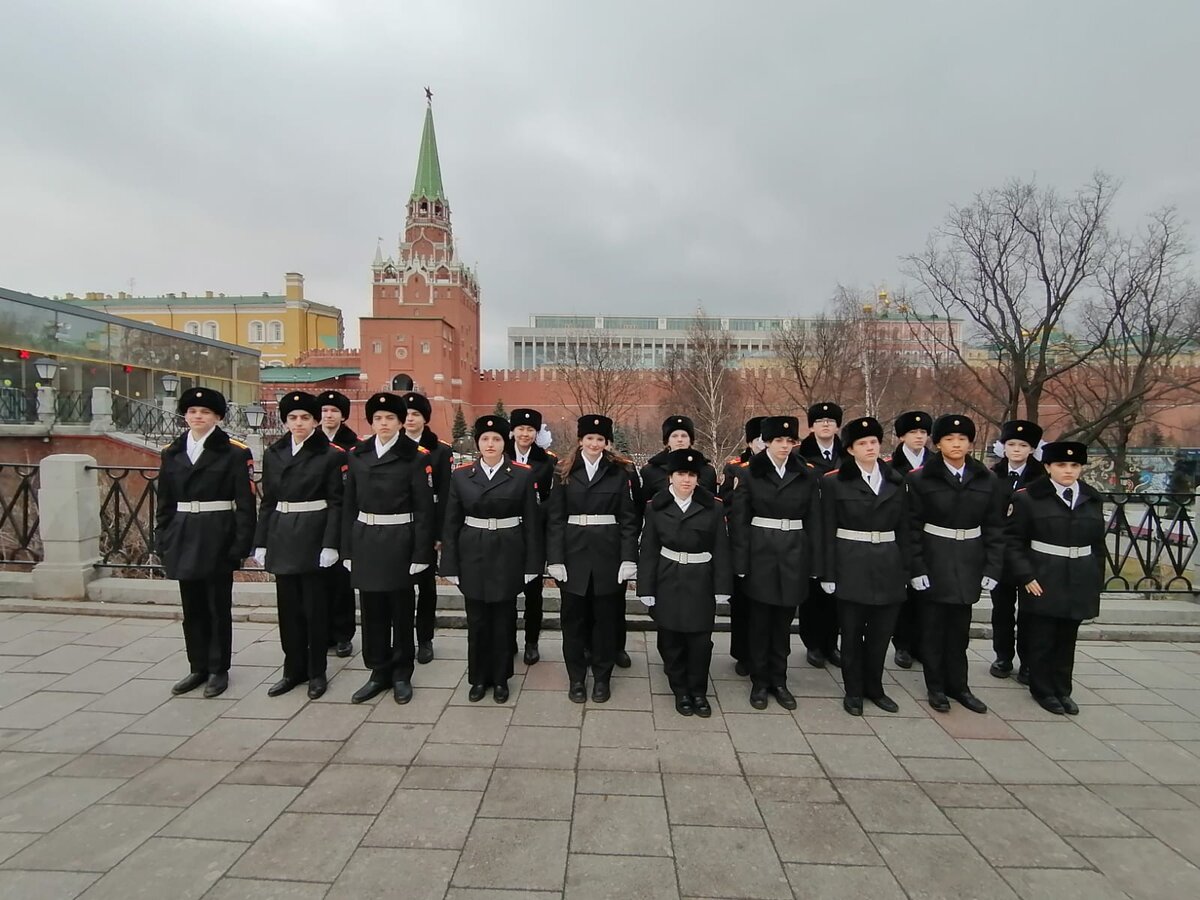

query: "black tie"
xmin=956 ymin=472 xmax=962 ymax=483
xmin=823 ymin=450 xmax=831 ymax=462
xmin=1063 ymin=487 xmax=1073 ymax=508
xmin=1010 ymin=471 xmax=1020 ymax=485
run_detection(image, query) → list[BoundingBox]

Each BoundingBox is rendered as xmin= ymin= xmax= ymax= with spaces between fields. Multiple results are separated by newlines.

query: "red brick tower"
xmin=359 ymin=94 xmax=481 ymax=437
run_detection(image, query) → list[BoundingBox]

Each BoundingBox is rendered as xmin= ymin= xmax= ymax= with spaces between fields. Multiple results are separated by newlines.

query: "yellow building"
xmin=61 ymin=273 xmax=343 ymax=367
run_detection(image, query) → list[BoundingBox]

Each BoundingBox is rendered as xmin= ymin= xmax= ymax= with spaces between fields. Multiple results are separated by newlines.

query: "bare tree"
xmin=1047 ymin=208 xmax=1200 ymax=473
xmin=658 ymin=315 xmax=746 ymax=461
xmin=903 ymin=173 xmax=1118 ymax=427
xmin=756 ymin=312 xmax=857 ymax=411
xmin=552 ymin=332 xmax=642 ymax=422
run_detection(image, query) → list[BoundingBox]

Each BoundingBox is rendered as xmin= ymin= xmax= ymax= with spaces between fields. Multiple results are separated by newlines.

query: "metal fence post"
xmin=31 ymin=454 xmax=101 ymax=600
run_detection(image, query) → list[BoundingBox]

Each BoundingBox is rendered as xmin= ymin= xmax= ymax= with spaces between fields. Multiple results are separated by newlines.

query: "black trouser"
xmin=414 ymin=564 xmax=438 ymax=645
xmin=179 ymin=576 xmax=233 ymax=675
xmin=729 ymin=578 xmax=750 ymax=664
xmin=275 ymin=574 xmax=329 ymax=681
xmin=562 ymin=580 xmax=622 ymax=684
xmin=465 ymin=596 xmax=515 ymax=687
xmin=1025 ymin=613 xmax=1081 ymax=700
xmin=921 ymin=602 xmax=973 ymax=696
xmin=657 ymin=628 xmax=713 ymax=698
xmin=991 ymin=580 xmax=1027 ymax=664
xmin=522 ymin=576 xmax=544 ymax=645
xmin=748 ymin=599 xmax=796 ymax=690
xmin=360 ymin=588 xmax=415 ymax=684
xmin=837 ymin=599 xmax=900 ymax=700
xmin=892 ymin=585 xmax=923 ymax=658
xmin=326 ymin=564 xmax=357 ymax=646
xmin=798 ymin=579 xmax=838 ymax=656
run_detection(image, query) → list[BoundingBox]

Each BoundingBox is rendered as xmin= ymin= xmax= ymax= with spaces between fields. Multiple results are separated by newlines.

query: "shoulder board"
xmin=439 ymin=439 xmax=452 ymax=446
xmin=806 ymin=462 xmax=815 ymax=468
xmin=512 ymin=460 xmax=530 ymax=469
xmin=161 ymin=442 xmax=172 ymax=450
xmin=824 ymin=469 xmax=840 ymax=476
xmin=454 ymin=461 xmax=473 ymax=470
xmin=546 ymin=450 xmax=558 ymax=458
xmin=1014 ymin=487 xmax=1027 ymax=494
xmin=417 ymin=445 xmax=430 ymax=454
xmin=229 ymin=438 xmax=249 ymax=450
xmin=739 ymin=461 xmax=750 ymax=468
xmin=883 ymin=455 xmax=893 ymax=462
xmin=726 ymin=456 xmax=740 ymax=465
xmin=911 ymin=466 xmax=923 ymax=473
xmin=329 ymin=442 xmax=344 ymax=452
xmin=713 ymin=495 xmax=724 ymax=503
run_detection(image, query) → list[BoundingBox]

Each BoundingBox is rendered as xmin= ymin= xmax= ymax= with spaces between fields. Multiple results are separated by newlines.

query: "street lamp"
xmin=244 ymin=403 xmax=266 ymax=431
xmin=161 ymin=372 xmax=180 ymax=395
xmin=33 ymin=357 xmax=58 ymax=381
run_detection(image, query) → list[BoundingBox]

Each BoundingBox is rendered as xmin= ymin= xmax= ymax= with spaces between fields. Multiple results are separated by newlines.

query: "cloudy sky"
xmin=2 ymin=0 xmax=1197 ymax=366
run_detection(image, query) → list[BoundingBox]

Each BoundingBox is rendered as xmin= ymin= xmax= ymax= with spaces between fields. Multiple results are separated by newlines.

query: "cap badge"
xmin=953 ymin=419 xmax=960 ymax=425
xmin=293 ymin=394 xmax=300 ymax=401
xmin=486 ymin=420 xmax=493 ymax=426
xmin=594 ymin=418 xmax=600 ymax=425
xmin=1067 ymin=449 xmax=1074 ymax=456
xmin=194 ymin=391 xmax=202 ymax=398
xmin=862 ymin=420 xmax=868 ymax=427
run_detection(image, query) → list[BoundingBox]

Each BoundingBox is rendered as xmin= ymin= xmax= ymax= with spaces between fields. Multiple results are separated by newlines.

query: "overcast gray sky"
xmin=2 ymin=0 xmax=1197 ymax=366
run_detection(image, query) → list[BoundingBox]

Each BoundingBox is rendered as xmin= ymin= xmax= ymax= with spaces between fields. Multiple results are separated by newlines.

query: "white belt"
xmin=923 ymin=523 xmax=981 ymax=541
xmin=836 ymin=528 xmax=896 ymax=544
xmin=751 ymin=516 xmax=804 ymax=532
xmin=357 ymin=512 xmax=414 ymax=526
xmin=567 ymin=514 xmax=617 ymax=526
xmin=465 ymin=516 xmax=521 ymax=530
xmin=276 ymin=500 xmax=327 ymax=514
xmin=175 ymin=501 xmax=235 ymax=514
xmin=1031 ymin=540 xmax=1092 ymax=559
xmin=660 ymin=547 xmax=712 ymax=565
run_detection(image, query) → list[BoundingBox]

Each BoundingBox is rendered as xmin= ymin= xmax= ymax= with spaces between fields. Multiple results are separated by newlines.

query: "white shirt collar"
xmin=856 ymin=462 xmax=881 ymax=494
xmin=374 ymin=433 xmax=400 ymax=458
xmin=582 ymin=453 xmax=603 ymax=480
xmin=290 ymin=434 xmax=309 ymax=456
xmin=514 ymin=446 xmax=531 ymax=464
xmin=945 ymin=461 xmax=966 ymax=479
xmin=769 ymin=453 xmax=789 ymax=478
xmin=902 ymin=445 xmax=925 ymax=468
xmin=322 ymin=425 xmax=339 ymax=440
xmin=1051 ymin=479 xmax=1077 ymax=508
xmin=480 ymin=458 xmax=503 ymax=479
xmin=668 ymin=485 xmax=692 ymax=513
xmin=1008 ymin=462 xmax=1027 ymax=475
xmin=186 ymin=426 xmax=216 ymax=462
xmin=816 ymin=438 xmax=836 ymax=457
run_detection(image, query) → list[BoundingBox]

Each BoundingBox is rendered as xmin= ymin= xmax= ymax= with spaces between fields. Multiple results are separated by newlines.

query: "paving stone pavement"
xmin=1 ymin=611 xmax=1199 ymax=899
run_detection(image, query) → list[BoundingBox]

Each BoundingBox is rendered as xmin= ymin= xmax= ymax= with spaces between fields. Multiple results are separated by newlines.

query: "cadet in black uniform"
xmin=546 ymin=415 xmax=640 ymax=704
xmin=318 ymin=390 xmax=359 ymax=658
xmin=906 ymin=414 xmax=1006 ymax=715
xmin=797 ymin=401 xmax=845 ymax=669
xmin=637 ymin=449 xmax=733 ymax=716
xmin=440 ymin=416 xmax=543 ymax=703
xmin=886 ymin=410 xmax=932 ymax=669
xmin=1005 ymin=441 xmax=1104 ymax=715
xmin=253 ymin=392 xmax=345 ymax=700
xmin=400 ymin=391 xmax=453 ymax=665
xmin=730 ymin=415 xmax=820 ymax=711
xmin=818 ymin=416 xmax=911 ymax=716
xmin=508 ymin=408 xmax=556 ymax=664
xmin=156 ymin=388 xmax=256 ymax=699
xmin=342 ymin=392 xmax=436 ymax=705
xmin=720 ymin=416 xmax=765 ymax=676
xmin=989 ymin=419 xmax=1045 ymax=683
xmin=639 ymin=416 xmax=720 ymax=500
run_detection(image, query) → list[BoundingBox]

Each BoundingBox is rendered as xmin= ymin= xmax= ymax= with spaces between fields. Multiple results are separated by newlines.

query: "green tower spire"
xmin=411 ymin=95 xmax=445 ymax=201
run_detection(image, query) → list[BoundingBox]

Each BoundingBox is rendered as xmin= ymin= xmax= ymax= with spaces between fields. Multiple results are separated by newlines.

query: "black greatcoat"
xmin=440 ymin=460 xmax=544 ymax=603
xmin=719 ymin=448 xmax=754 ymax=500
xmin=729 ymin=451 xmax=820 ymax=607
xmin=325 ymin=423 xmax=359 ymax=450
xmin=638 ymin=449 xmax=719 ymax=504
xmin=546 ymin=454 xmax=640 ymax=594
xmin=512 ymin=444 xmax=557 ymax=503
xmin=415 ymin=428 xmax=454 ymax=541
xmin=1005 ymin=477 xmax=1105 ymax=620
xmin=636 ymin=487 xmax=734 ymax=633
xmin=818 ymin=461 xmax=912 ymax=606
xmin=797 ymin=433 xmax=846 ymax=475
xmin=341 ymin=436 xmax=436 ymax=592
xmin=906 ymin=454 xmax=1007 ymax=605
xmin=252 ymin=431 xmax=345 ymax=575
xmin=156 ymin=427 xmax=256 ymax=579
xmin=991 ymin=456 xmax=1047 ymax=581
xmin=886 ymin=445 xmax=931 ymax=475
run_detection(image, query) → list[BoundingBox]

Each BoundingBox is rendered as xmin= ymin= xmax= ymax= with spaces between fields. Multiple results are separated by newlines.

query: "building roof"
xmin=411 ymin=103 xmax=445 ymax=201
xmin=259 ymin=367 xmax=361 ymax=384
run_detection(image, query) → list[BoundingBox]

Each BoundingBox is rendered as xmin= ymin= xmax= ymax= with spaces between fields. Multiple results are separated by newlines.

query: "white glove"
xmin=252 ymin=547 xmax=266 ymax=567
xmin=910 ymin=575 xmax=931 ymax=591
xmin=617 ymin=561 xmax=638 ymax=583
xmin=523 ymin=574 xmax=538 ymax=583
xmin=318 ymin=548 xmax=338 ymax=568
xmin=639 ymin=596 xmax=656 ymax=607
xmin=409 ymin=563 xmax=429 ymax=575
xmin=342 ymin=559 xmax=352 ymax=572
xmin=444 ymin=575 xmax=459 ymax=586
xmin=981 ymin=576 xmax=998 ymax=591
xmin=820 ymin=582 xmax=836 ymax=594
xmin=737 ymin=573 xmax=746 ymax=578
xmin=547 ymin=564 xmax=568 ymax=582
xmin=716 ymin=595 xmax=731 ymax=604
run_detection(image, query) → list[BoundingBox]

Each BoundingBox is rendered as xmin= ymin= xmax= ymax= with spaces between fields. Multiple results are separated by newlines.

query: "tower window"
xmin=268 ymin=320 xmax=284 ymax=343
xmin=249 ymin=320 xmax=264 ymax=343
xmin=372 ymin=340 xmax=383 ymax=354
xmin=420 ymin=341 xmax=431 ymax=355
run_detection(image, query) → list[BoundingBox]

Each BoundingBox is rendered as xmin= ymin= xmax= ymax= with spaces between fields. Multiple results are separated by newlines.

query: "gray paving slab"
xmin=759 ymin=800 xmax=881 ymax=864
xmin=76 ymin=837 xmax=246 ymax=900
xmin=565 ymin=854 xmax=679 ymax=900
xmin=454 ymin=818 xmax=570 ymax=891
xmin=672 ymin=825 xmax=792 ymax=899
xmin=228 ymin=812 xmax=373 ymax=882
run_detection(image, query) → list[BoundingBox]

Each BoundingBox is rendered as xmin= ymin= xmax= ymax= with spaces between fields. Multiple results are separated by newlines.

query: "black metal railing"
xmin=0 ymin=464 xmax=40 ymax=566
xmin=0 ymin=387 xmax=32 ymax=424
xmin=1104 ymin=493 xmax=1198 ymax=592
xmin=54 ymin=390 xmax=92 ymax=423
xmin=111 ymin=395 xmax=186 ymax=442
xmin=224 ymin=404 xmax=285 ymax=441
